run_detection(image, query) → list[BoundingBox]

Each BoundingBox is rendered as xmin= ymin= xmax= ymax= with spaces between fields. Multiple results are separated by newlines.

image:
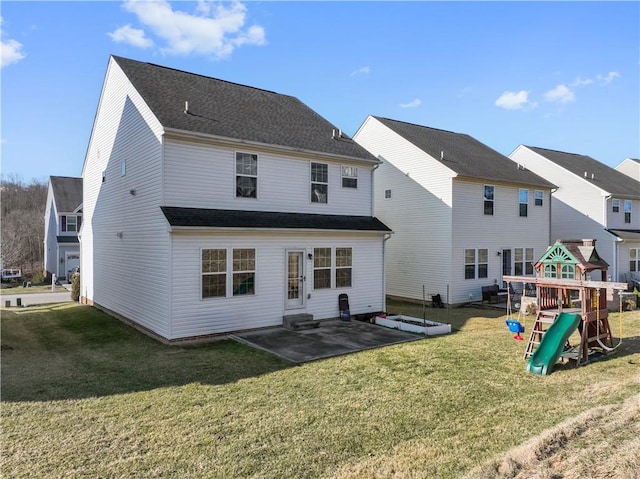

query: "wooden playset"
xmin=504 ymin=239 xmax=627 ymax=369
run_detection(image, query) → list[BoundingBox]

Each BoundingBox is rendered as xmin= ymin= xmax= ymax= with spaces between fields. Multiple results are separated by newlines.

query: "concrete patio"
xmin=232 ymin=319 xmax=423 ymax=363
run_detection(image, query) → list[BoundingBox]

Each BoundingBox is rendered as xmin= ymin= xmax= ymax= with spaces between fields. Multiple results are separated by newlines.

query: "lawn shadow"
xmin=1 ymin=305 xmax=293 ymax=403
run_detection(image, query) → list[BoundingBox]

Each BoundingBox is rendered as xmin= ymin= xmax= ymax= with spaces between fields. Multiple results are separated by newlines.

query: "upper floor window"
xmin=385 ymin=189 xmax=392 ymax=199
xmin=121 ymin=160 xmax=126 ymax=176
xmin=311 ymin=162 xmax=328 ymax=203
xmin=236 ymin=152 xmax=257 ymax=198
xmin=534 ymin=190 xmax=543 ymax=206
xmin=61 ymin=215 xmax=81 ymax=233
xmin=464 ymin=248 xmax=488 ymax=279
xmin=519 ymin=189 xmax=528 ymax=217
xmin=483 ymin=185 xmax=494 ymax=215
xmin=624 ymin=200 xmax=632 ymax=223
xmin=612 ymin=199 xmax=620 ymax=213
xmin=341 ymin=166 xmax=358 ymax=188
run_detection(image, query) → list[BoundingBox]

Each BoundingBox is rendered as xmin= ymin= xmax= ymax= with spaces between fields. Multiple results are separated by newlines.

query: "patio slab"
xmin=232 ymin=319 xmax=422 ymax=363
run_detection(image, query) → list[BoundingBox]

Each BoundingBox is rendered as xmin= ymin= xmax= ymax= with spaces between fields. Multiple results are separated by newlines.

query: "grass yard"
xmin=0 ymin=283 xmax=68 ymax=295
xmin=1 ymin=301 xmax=639 ymax=478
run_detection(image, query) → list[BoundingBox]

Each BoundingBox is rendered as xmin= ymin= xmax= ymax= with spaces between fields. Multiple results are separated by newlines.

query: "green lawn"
xmin=2 ymin=302 xmax=639 ymax=478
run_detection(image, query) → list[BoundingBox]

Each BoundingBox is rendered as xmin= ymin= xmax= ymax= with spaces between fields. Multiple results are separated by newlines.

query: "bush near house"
xmin=70 ymin=273 xmax=80 ymax=302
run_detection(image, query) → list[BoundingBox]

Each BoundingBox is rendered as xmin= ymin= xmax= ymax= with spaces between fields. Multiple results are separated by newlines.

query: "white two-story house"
xmin=43 ymin=176 xmax=82 ymax=280
xmin=510 ymin=146 xmax=640 ymax=284
xmin=353 ymin=116 xmax=555 ymax=305
xmin=615 ymin=158 xmax=640 ymax=182
xmin=80 ymin=56 xmax=391 ymax=341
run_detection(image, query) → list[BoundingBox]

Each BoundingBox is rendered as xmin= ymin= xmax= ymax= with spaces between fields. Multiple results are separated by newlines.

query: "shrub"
xmin=71 ymin=273 xmax=80 ymax=302
xmin=31 ymin=271 xmax=45 ymax=285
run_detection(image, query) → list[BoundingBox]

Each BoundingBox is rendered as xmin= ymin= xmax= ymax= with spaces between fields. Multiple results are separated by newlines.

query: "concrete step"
xmin=283 ymin=313 xmax=318 ymax=331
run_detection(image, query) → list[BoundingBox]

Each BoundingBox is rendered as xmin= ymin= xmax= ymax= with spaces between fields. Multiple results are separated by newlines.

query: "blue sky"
xmin=1 ymin=1 xmax=638 ymax=182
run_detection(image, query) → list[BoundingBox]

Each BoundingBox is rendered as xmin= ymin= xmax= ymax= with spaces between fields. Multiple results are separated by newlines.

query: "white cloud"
xmin=544 ymin=84 xmax=575 ymax=104
xmin=598 ymin=71 xmax=620 ymax=84
xmin=108 ymin=24 xmax=153 ymax=48
xmin=113 ymin=0 xmax=265 ymax=58
xmin=350 ymin=66 xmax=370 ymax=77
xmin=1 ymin=17 xmax=26 ymax=68
xmin=570 ymin=76 xmax=593 ymax=87
xmin=494 ymin=90 xmax=531 ymax=110
xmin=399 ymin=98 xmax=421 ymax=108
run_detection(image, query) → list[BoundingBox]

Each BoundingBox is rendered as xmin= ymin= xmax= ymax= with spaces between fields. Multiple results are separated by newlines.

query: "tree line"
xmin=1 ymin=175 xmax=48 ymax=277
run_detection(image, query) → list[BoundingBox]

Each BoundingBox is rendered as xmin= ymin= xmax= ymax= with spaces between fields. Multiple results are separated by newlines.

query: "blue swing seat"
xmin=505 ymin=319 xmax=525 ymax=334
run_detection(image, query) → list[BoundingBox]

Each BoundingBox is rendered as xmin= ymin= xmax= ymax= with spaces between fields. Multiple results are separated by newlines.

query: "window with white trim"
xmin=61 ymin=215 xmax=81 ymax=233
xmin=121 ymin=159 xmax=126 ymax=176
xmin=313 ymin=248 xmax=331 ymax=289
xmin=385 ymin=189 xmax=392 ymax=199
xmin=232 ymin=249 xmax=255 ymax=295
xmin=519 ymin=189 xmax=528 ymax=217
xmin=336 ymin=247 xmax=353 ymax=287
xmin=341 ymin=166 xmax=358 ymax=188
xmin=202 ymin=249 xmax=227 ymax=298
xmin=534 ymin=190 xmax=543 ymax=206
xmin=483 ymin=185 xmax=494 ymax=215
xmin=464 ymin=248 xmax=488 ymax=279
xmin=624 ymin=200 xmax=632 ymax=223
xmin=630 ymin=248 xmax=640 ymax=272
xmin=525 ymin=248 xmax=534 ymax=275
xmin=236 ymin=152 xmax=257 ymax=198
xmin=612 ymin=199 xmax=620 ymax=213
xmin=311 ymin=163 xmax=328 ymax=203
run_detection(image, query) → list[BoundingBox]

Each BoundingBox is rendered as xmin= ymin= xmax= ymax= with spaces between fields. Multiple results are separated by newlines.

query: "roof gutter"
xmin=162 ymin=127 xmax=381 ymax=165
xmin=167 ymin=225 xmax=391 ymax=235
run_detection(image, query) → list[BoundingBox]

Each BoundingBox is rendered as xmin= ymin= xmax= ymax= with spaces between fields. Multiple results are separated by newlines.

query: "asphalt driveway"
xmin=232 ymin=319 xmax=422 ymax=363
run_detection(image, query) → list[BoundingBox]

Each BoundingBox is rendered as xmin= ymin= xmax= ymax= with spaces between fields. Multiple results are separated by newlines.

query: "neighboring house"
xmin=509 ymin=146 xmax=640 ymax=284
xmin=353 ymin=116 xmax=555 ymax=305
xmin=43 ymin=176 xmax=82 ymax=280
xmin=615 ymin=158 xmax=640 ymax=182
xmin=80 ymin=55 xmax=390 ymax=341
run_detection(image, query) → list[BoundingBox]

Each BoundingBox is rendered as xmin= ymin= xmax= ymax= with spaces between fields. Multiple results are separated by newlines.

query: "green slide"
xmin=527 ymin=312 xmax=581 ymax=375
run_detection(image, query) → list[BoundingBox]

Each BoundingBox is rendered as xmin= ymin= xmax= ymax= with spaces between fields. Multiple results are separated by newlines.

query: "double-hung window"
xmin=202 ymin=249 xmax=227 ymax=298
xmin=624 ymin=200 xmax=632 ymax=224
xmin=514 ymin=247 xmax=534 ymax=275
xmin=341 ymin=166 xmax=357 ymax=188
xmin=483 ymin=185 xmax=494 ymax=215
xmin=519 ymin=189 xmax=528 ymax=217
xmin=61 ymin=215 xmax=81 ymax=233
xmin=630 ymin=248 xmax=640 ymax=272
xmin=525 ymin=248 xmax=534 ymax=275
xmin=313 ymin=248 xmax=331 ymax=289
xmin=612 ymin=199 xmax=620 ymax=213
xmin=336 ymin=247 xmax=353 ymax=287
xmin=236 ymin=152 xmax=257 ymax=198
xmin=465 ymin=249 xmax=488 ymax=279
xmin=311 ymin=163 xmax=328 ymax=203
xmin=232 ymin=249 xmax=255 ymax=296
xmin=534 ymin=190 xmax=543 ymax=206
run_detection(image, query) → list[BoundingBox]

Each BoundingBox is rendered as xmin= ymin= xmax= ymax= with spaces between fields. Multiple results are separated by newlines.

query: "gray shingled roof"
xmin=112 ymin=56 xmax=377 ymax=162
xmin=161 ymin=207 xmax=391 ymax=232
xmin=527 ymin=146 xmax=640 ymax=198
xmin=50 ymin=176 xmax=82 ymax=213
xmin=373 ymin=117 xmax=555 ymax=189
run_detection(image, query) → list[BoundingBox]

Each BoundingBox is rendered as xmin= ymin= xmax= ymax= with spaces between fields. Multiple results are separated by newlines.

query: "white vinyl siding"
xmin=163 ymin=139 xmax=372 ymax=216
xmin=81 ymin=57 xmax=169 ymax=337
xmin=169 ymin=232 xmax=385 ymax=339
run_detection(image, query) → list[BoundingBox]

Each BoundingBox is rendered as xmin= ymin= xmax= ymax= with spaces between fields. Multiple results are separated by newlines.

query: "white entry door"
xmin=66 ymin=253 xmax=80 ymax=278
xmin=286 ymin=251 xmax=305 ymax=309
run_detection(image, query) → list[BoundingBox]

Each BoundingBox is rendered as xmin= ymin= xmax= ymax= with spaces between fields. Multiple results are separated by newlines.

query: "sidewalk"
xmin=2 ymin=291 xmax=72 ymax=307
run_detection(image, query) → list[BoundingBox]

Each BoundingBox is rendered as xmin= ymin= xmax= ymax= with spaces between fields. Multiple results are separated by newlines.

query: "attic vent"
xmin=440 ymin=150 xmax=444 ymax=160
xmin=584 ymin=171 xmax=588 ymax=178
xmin=332 ymin=129 xmax=344 ymax=140
xmin=184 ymin=101 xmax=189 ymax=114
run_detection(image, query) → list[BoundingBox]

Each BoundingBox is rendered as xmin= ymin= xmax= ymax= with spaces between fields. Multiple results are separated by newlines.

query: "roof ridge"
xmin=526 ymin=145 xmax=592 ymax=159
xmin=111 ymin=55 xmax=292 ymax=99
xmin=374 ymin=116 xmax=466 ymax=137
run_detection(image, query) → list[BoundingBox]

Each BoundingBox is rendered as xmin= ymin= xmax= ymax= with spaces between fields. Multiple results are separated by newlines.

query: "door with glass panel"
xmin=286 ymin=251 xmax=305 ymax=309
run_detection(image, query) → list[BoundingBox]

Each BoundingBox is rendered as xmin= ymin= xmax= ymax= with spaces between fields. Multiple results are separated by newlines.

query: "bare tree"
xmin=1 ymin=175 xmax=48 ymax=276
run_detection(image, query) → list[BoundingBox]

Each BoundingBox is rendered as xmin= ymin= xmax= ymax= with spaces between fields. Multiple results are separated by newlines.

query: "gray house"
xmin=43 ymin=176 xmax=82 ymax=280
